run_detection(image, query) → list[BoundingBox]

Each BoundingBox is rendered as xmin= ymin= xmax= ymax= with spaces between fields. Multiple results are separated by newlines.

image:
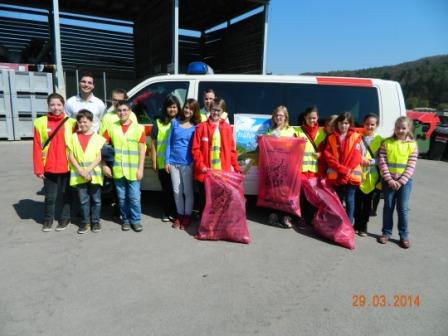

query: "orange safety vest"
xmin=326 ymin=133 xmax=363 ymax=184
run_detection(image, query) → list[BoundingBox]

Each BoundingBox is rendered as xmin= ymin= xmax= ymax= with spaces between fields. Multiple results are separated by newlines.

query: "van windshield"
xmin=198 ymin=81 xmax=379 ymax=126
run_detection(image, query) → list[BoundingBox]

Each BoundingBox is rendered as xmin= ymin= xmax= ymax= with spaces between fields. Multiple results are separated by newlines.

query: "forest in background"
xmin=307 ymin=55 xmax=448 ymax=110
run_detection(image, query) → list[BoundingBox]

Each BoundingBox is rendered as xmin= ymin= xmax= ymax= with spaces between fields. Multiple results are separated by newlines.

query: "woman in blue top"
xmin=165 ymin=98 xmax=202 ymax=230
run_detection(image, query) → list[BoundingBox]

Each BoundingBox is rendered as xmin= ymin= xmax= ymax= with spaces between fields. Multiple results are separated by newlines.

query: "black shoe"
xmin=77 ymin=224 xmax=90 ymax=234
xmin=42 ymin=220 xmax=53 ymax=232
xmin=91 ymin=223 xmax=102 ymax=233
xmin=55 ymin=219 xmax=70 ymax=232
xmin=132 ymin=224 xmax=143 ymax=232
xmin=122 ymin=223 xmax=131 ymax=231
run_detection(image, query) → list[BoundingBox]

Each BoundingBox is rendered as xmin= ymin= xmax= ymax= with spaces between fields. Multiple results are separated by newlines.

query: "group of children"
xmin=33 ymin=91 xmax=417 ymax=249
xmin=265 ymin=105 xmax=417 ymax=249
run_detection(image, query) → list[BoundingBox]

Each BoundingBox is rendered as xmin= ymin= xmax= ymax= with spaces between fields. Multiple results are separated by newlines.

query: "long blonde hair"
xmin=392 ymin=116 xmax=414 ymax=140
xmin=271 ymin=105 xmax=290 ymax=129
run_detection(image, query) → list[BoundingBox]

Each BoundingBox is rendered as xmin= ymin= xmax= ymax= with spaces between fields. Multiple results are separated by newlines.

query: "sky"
xmin=1 ymin=0 xmax=447 ymax=75
xmin=266 ymin=0 xmax=448 ymax=74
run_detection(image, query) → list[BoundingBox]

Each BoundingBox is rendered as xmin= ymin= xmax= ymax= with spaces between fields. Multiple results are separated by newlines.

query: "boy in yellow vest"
xmin=102 ymin=101 xmax=146 ymax=232
xmin=68 ymin=109 xmax=106 ymax=234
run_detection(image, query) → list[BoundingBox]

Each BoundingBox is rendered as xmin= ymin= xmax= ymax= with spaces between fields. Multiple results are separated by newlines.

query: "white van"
xmin=127 ymin=72 xmax=406 ymax=193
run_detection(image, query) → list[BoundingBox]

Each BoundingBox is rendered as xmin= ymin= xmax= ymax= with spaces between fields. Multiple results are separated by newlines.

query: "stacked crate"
xmin=9 ymin=71 xmax=53 ymax=139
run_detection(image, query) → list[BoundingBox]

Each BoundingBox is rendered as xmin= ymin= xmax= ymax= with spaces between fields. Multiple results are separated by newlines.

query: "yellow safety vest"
xmin=99 ymin=110 xmax=138 ymax=135
xmin=155 ymin=119 xmax=172 ymax=169
xmin=296 ymin=127 xmax=326 ymax=173
xmin=266 ymin=126 xmax=296 ymax=137
xmin=210 ymin=128 xmax=222 ymax=170
xmin=383 ymin=138 xmax=417 ymax=175
xmin=68 ymin=133 xmax=106 ymax=186
xmin=359 ymin=133 xmax=383 ymax=194
xmin=33 ymin=115 xmax=76 ymax=167
xmin=110 ymin=121 xmax=145 ymax=181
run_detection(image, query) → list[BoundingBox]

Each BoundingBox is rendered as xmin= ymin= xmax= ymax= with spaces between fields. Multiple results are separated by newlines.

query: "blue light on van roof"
xmin=187 ymin=62 xmax=214 ymax=75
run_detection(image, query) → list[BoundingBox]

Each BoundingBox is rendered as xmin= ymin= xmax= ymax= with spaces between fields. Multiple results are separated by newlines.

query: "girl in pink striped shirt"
xmin=377 ymin=116 xmax=418 ymax=249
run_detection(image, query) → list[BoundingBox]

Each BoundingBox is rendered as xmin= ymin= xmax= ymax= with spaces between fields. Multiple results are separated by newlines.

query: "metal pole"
xmin=173 ymin=0 xmax=179 ymax=74
xmin=75 ymin=69 xmax=79 ymax=96
xmin=103 ymin=71 xmax=107 ymax=105
xmin=262 ymin=3 xmax=269 ymax=75
xmin=51 ymin=0 xmax=66 ymax=97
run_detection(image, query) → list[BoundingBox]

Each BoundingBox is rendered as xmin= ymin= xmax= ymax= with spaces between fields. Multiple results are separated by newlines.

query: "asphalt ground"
xmin=0 ymin=141 xmax=447 ymax=336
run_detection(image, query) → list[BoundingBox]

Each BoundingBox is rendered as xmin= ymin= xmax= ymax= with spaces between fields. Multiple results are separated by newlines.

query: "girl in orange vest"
xmin=323 ymin=112 xmax=363 ymax=223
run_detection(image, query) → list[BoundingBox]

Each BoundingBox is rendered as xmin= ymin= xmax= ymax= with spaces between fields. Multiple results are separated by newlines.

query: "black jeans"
xmin=354 ymin=188 xmax=374 ymax=232
xmin=43 ymin=172 xmax=71 ymax=223
xmin=157 ymin=169 xmax=176 ymax=216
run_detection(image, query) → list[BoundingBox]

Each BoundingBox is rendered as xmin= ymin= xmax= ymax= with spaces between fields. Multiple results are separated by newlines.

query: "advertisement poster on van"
xmin=233 ymin=114 xmax=271 ymax=179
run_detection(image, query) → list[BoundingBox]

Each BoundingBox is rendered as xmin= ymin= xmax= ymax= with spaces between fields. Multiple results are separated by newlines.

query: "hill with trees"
xmin=306 ymin=55 xmax=448 ymax=110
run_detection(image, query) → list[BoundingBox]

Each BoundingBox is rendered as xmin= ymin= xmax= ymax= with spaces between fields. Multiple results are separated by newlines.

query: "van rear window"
xmin=198 ymin=81 xmax=379 ymax=126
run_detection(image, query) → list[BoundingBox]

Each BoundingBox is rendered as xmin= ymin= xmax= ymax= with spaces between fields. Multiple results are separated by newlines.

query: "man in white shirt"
xmin=65 ymin=73 xmax=106 ymax=132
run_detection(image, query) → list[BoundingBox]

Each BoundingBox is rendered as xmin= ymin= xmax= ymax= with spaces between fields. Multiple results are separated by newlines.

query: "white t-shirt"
xmin=65 ymin=94 xmax=106 ymax=133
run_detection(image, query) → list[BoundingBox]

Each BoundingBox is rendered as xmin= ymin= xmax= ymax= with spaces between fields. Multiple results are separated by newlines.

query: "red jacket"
xmin=191 ymin=119 xmax=240 ymax=182
xmin=33 ymin=113 xmax=73 ymax=175
xmin=323 ymin=129 xmax=363 ymax=185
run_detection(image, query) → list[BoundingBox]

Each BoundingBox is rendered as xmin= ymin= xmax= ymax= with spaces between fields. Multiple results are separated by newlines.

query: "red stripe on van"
xmin=316 ymin=77 xmax=373 ymax=87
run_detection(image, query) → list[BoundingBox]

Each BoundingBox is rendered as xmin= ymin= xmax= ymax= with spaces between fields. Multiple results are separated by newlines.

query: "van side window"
xmin=286 ymin=84 xmax=379 ymax=126
xmin=130 ymin=81 xmax=189 ymax=123
xmin=199 ymin=81 xmax=379 ymax=126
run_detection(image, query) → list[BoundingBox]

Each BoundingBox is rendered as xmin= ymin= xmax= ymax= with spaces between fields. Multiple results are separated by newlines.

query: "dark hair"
xmin=211 ymin=97 xmax=226 ymax=112
xmin=363 ymin=113 xmax=379 ymax=124
xmin=162 ymin=95 xmax=180 ymax=124
xmin=180 ymin=98 xmax=201 ymax=125
xmin=203 ymin=88 xmax=216 ymax=96
xmin=299 ymin=106 xmax=319 ymax=125
xmin=79 ymin=72 xmax=95 ymax=84
xmin=116 ymin=100 xmax=131 ymax=108
xmin=111 ymin=88 xmax=128 ymax=100
xmin=336 ymin=111 xmax=354 ymax=127
xmin=76 ymin=109 xmax=93 ymax=121
xmin=47 ymin=92 xmax=65 ymax=105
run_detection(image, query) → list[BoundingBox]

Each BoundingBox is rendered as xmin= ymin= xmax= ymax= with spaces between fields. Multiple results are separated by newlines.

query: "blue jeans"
xmin=382 ymin=179 xmax=413 ymax=240
xmin=335 ymin=184 xmax=357 ymax=224
xmin=77 ymin=183 xmax=101 ymax=225
xmin=114 ymin=178 xmax=141 ymax=225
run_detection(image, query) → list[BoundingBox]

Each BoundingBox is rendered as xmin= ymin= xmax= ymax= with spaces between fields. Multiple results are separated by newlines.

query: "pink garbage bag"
xmin=196 ymin=170 xmax=250 ymax=244
xmin=301 ymin=177 xmax=355 ymax=249
xmin=256 ymin=136 xmax=306 ymax=216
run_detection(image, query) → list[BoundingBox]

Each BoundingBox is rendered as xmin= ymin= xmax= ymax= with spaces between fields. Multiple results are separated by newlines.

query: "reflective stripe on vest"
xmin=33 ymin=115 xmax=76 ymax=167
xmin=111 ymin=122 xmax=144 ymax=181
xmin=360 ymin=133 xmax=383 ymax=194
xmin=155 ymin=119 xmax=171 ymax=169
xmin=69 ymin=133 xmax=106 ymax=186
xmin=210 ymin=128 xmax=221 ymax=169
xmin=383 ymin=138 xmax=417 ymax=175
xmin=326 ymin=133 xmax=363 ymax=183
xmin=296 ymin=127 xmax=326 ymax=173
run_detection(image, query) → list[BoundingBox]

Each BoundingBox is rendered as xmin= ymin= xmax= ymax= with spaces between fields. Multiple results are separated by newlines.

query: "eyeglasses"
xmin=211 ymin=108 xmax=223 ymax=113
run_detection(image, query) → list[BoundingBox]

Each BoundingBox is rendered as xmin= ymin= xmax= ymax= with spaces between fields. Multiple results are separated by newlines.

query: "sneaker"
xmin=161 ymin=215 xmax=171 ymax=222
xmin=267 ymin=213 xmax=279 ymax=226
xmin=55 ymin=219 xmax=70 ymax=232
xmin=77 ymin=224 xmax=90 ymax=234
xmin=132 ymin=224 xmax=143 ymax=232
xmin=91 ymin=223 xmax=102 ymax=233
xmin=122 ymin=223 xmax=131 ymax=231
xmin=42 ymin=220 xmax=53 ymax=232
xmin=295 ymin=217 xmax=307 ymax=230
xmin=377 ymin=235 xmax=389 ymax=244
xmin=358 ymin=231 xmax=367 ymax=237
xmin=399 ymin=239 xmax=410 ymax=249
xmin=281 ymin=216 xmax=293 ymax=229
